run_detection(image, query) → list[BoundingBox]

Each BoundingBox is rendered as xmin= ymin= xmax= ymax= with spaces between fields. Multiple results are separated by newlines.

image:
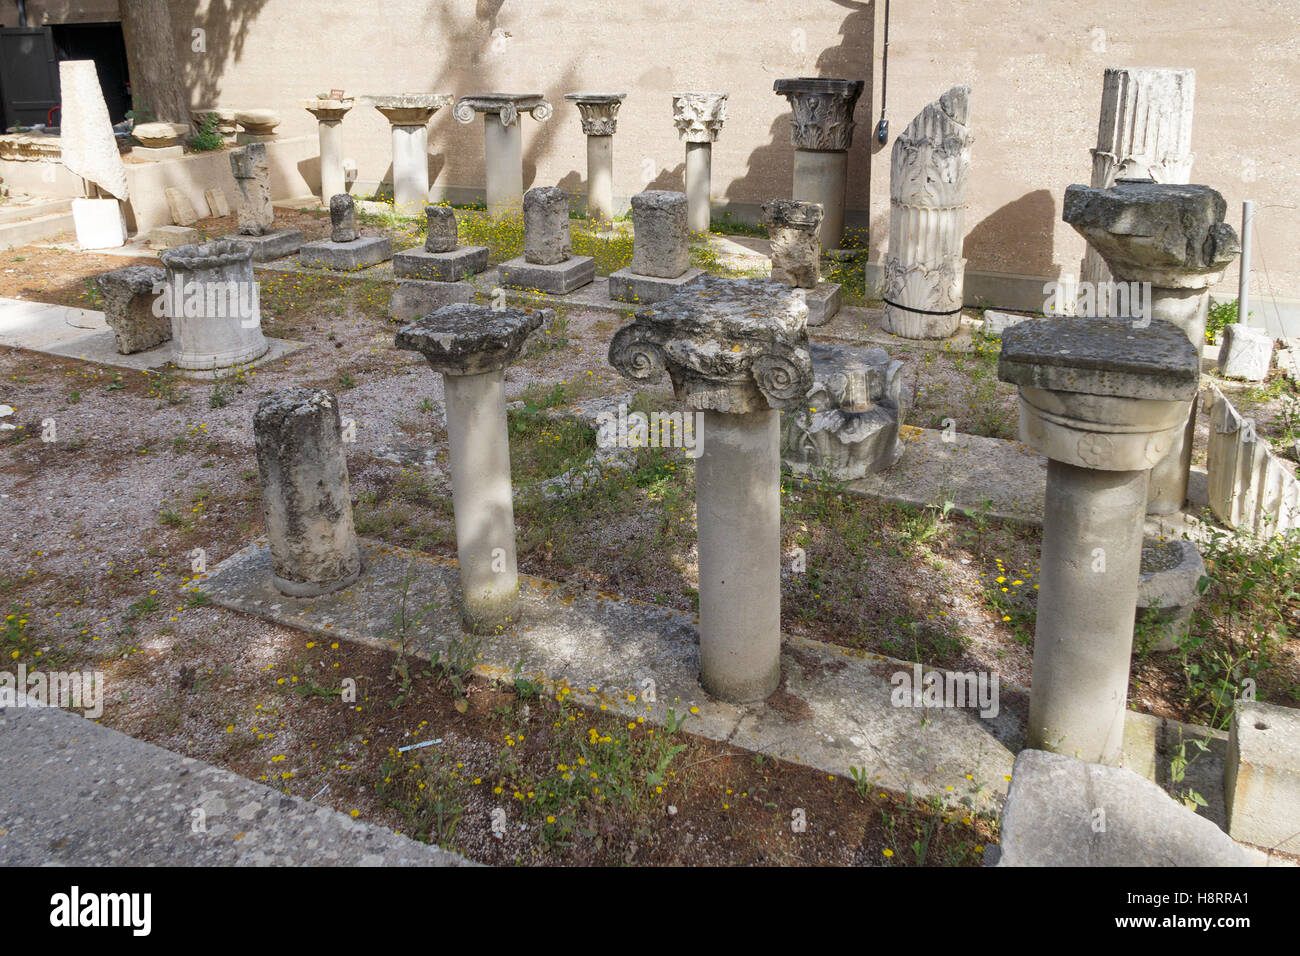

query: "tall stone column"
xmin=1081 ymin=68 xmax=1195 ymax=287
xmin=609 ymin=276 xmax=814 ymax=702
xmin=564 ymin=92 xmax=626 ymax=222
xmin=254 ymin=387 xmax=361 ymax=597
xmin=671 ymin=92 xmax=727 ymax=232
xmin=880 ymin=85 xmax=974 ymax=340
xmin=998 ymin=317 xmax=1199 ymax=764
xmin=773 ymin=78 xmax=864 ymax=251
xmin=453 ymin=94 xmax=553 ymax=218
xmin=360 ymin=94 xmax=453 ymax=216
xmin=395 ymin=305 xmax=543 ymax=634
xmin=1064 ymin=181 xmax=1239 ymax=515
xmin=301 ymin=96 xmax=354 ymax=204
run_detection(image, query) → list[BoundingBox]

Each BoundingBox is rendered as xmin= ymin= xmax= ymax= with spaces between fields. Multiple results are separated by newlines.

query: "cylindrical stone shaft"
xmin=1029 ymin=459 xmax=1148 ymax=763
xmin=1146 ymin=286 xmax=1209 ymax=515
xmin=586 ymin=134 xmax=614 ymax=222
xmin=254 ymin=388 xmax=361 ymax=597
xmin=793 ymin=150 xmax=847 ymax=251
xmin=318 ymin=119 xmax=345 ymax=205
xmin=484 ymin=117 xmax=524 ymax=218
xmin=390 ymin=123 xmax=429 ymax=216
xmin=696 ymin=409 xmax=781 ymax=701
xmin=443 ymin=370 xmax=520 ymax=632
xmin=684 ymin=141 xmax=712 ymax=232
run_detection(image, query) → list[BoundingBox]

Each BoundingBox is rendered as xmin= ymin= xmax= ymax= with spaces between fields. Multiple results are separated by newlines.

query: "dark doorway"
xmin=51 ymin=22 xmax=131 ymax=124
xmin=0 ymin=27 xmax=59 ymax=130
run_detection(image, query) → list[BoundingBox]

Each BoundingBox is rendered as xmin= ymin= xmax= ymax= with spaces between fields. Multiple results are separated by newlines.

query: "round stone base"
xmin=273 ymin=565 xmax=360 ymax=598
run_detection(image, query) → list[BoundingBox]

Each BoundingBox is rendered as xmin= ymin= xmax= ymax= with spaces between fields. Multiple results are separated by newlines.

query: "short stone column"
xmin=97 ymin=265 xmax=169 ymax=353
xmin=609 ymin=275 xmax=814 ymax=702
xmin=881 ymin=85 xmax=974 ymax=339
xmin=998 ymin=316 xmax=1200 ymax=764
xmin=361 ymin=94 xmax=453 ymax=216
xmin=160 ymin=239 xmax=268 ymax=371
xmin=393 ymin=204 xmax=489 ymax=282
xmin=301 ymin=96 xmax=354 ymax=203
xmin=254 ymin=387 xmax=361 ymax=597
xmin=1064 ymin=181 xmax=1240 ymax=514
xmin=773 ymin=78 xmax=865 ymax=251
xmin=299 ymin=194 xmax=392 ymax=271
xmin=608 ymin=190 xmax=704 ymax=304
xmin=395 ymin=305 xmax=543 ymax=633
xmin=453 ymin=94 xmax=553 ymax=218
xmin=670 ymin=92 xmax=727 ymax=232
xmin=564 ymin=92 xmax=626 ymax=222
xmin=499 ymin=186 xmax=596 ymax=293
xmin=234 ymin=109 xmax=280 ymax=144
xmin=224 ymin=143 xmax=304 ymax=261
xmin=131 ymin=121 xmax=188 ymax=161
xmin=761 ymin=198 xmax=840 ymax=325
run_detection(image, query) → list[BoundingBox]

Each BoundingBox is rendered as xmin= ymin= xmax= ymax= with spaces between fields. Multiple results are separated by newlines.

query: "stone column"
xmin=671 ymin=92 xmax=727 ymax=232
xmin=881 ymin=85 xmax=974 ymax=339
xmin=499 ymin=186 xmax=596 ymax=293
xmin=773 ymin=78 xmax=865 ymax=251
xmin=361 ymin=94 xmax=453 ymax=216
xmin=564 ymin=92 xmax=626 ymax=222
xmin=160 ymin=239 xmax=268 ymax=371
xmin=301 ymin=96 xmax=354 ymax=204
xmin=254 ymin=387 xmax=361 ymax=597
xmin=395 ymin=305 xmax=543 ymax=633
xmin=1081 ymin=68 xmax=1195 ymax=287
xmin=998 ymin=317 xmax=1199 ymax=764
xmin=608 ymin=190 xmax=705 ymax=304
xmin=1064 ymin=181 xmax=1240 ymax=514
xmin=760 ymin=198 xmax=841 ymax=325
xmin=453 ymin=94 xmax=552 ymax=218
xmin=226 ymin=143 xmax=304 ymax=261
xmin=609 ymin=275 xmax=814 ymax=701
xmin=299 ymin=194 xmax=392 ymax=271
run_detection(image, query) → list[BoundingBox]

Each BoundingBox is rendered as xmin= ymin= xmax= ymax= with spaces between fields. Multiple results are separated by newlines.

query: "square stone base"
xmin=389 ymin=279 xmax=476 ymax=322
xmin=499 ymin=255 xmax=596 ymax=294
xmin=236 ymin=132 xmax=278 ymax=145
xmin=72 ymin=198 xmax=126 ymax=250
xmin=148 ymin=225 xmax=200 ymax=250
xmin=796 ymin=281 xmax=842 ymax=327
xmin=133 ymin=144 xmax=183 ymax=162
xmin=608 ymin=266 xmax=705 ymax=305
xmin=299 ymin=235 xmax=393 ymax=271
xmin=393 ymin=245 xmax=490 ymax=282
xmin=1225 ymin=700 xmax=1300 ymax=853
xmin=223 ymin=229 xmax=304 ymax=262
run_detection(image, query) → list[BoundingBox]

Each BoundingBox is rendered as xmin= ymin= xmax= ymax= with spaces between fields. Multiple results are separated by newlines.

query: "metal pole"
xmin=1239 ymin=200 xmax=1254 ymax=325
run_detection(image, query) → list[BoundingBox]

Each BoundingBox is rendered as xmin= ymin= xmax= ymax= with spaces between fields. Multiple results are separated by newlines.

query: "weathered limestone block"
xmin=1135 ymin=539 xmax=1205 ymax=653
xmin=160 ymin=239 xmax=267 ymax=371
xmin=1218 ymin=323 xmax=1273 ymax=381
xmin=330 ymin=193 xmax=359 ymax=242
xmin=425 ymin=205 xmax=459 ymax=253
xmin=1204 ymin=383 xmax=1300 ymax=538
xmin=148 ymin=225 xmax=199 ymax=250
xmin=58 ymin=60 xmax=128 ymax=201
xmin=761 ymin=199 xmax=822 ymax=288
xmin=523 ymin=186 xmax=571 ymax=265
xmin=995 ymin=749 xmax=1252 ymax=866
xmin=1225 ymin=700 xmax=1300 ymax=854
xmin=235 ymin=109 xmax=281 ymax=143
xmin=230 ymin=143 xmax=274 ymax=236
xmin=388 ymin=279 xmax=475 ymax=322
xmin=254 ymin=387 xmax=361 ymax=597
xmin=882 ymin=85 xmax=973 ymax=339
xmin=132 ymin=121 xmax=184 ymax=147
xmin=205 ymin=188 xmax=230 ymax=218
xmin=610 ymin=277 xmax=812 ymax=703
xmin=165 ymin=187 xmax=198 ymax=226
xmin=999 ymin=317 xmax=1199 ymax=764
xmin=781 ymin=343 xmax=903 ymax=481
xmin=1082 ymin=68 xmax=1196 ymax=287
xmin=98 ymin=265 xmax=168 ymax=354
xmin=396 ymin=305 xmax=543 ymax=633
xmin=630 ymin=190 xmax=689 ymax=278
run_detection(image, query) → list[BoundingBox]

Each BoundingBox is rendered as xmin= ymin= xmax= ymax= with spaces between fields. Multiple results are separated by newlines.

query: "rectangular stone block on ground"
xmin=205 ymin=188 xmax=230 ymax=218
xmin=393 ymin=245 xmax=489 ymax=282
xmin=608 ymin=266 xmax=705 ymax=305
xmin=1225 ymin=700 xmax=1300 ymax=854
xmin=71 ymin=198 xmax=126 ymax=250
xmin=981 ymin=309 xmax=1033 ymax=337
xmin=299 ymin=235 xmax=393 ymax=272
xmin=223 ymin=229 xmax=304 ymax=262
xmin=148 ymin=225 xmax=199 ymax=250
xmin=499 ymin=255 xmax=596 ymax=294
xmin=389 ymin=279 xmax=476 ymax=321
xmin=795 ymin=280 xmax=841 ymax=326
xmin=98 ymin=265 xmax=168 ymax=353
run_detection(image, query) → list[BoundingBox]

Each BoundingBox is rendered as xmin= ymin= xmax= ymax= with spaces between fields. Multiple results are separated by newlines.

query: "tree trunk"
xmin=118 ymin=0 xmax=189 ymax=124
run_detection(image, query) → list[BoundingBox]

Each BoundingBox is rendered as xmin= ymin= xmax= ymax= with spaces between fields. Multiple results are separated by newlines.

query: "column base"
xmin=393 ymin=245 xmax=490 ymax=282
xmin=222 ymin=230 xmax=304 ymax=262
xmin=299 ymin=235 xmax=393 ymax=271
xmin=499 ymin=255 xmax=596 ymax=294
xmin=608 ymin=267 xmax=705 ymax=304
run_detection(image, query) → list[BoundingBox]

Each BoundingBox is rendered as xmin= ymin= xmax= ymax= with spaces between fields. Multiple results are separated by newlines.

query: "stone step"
xmin=0 ymin=197 xmax=74 ymax=225
xmin=0 ymin=210 xmax=76 ymax=250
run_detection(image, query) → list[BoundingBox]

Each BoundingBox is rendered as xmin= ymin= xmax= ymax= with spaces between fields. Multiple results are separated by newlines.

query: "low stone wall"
xmin=1205 ymin=383 xmax=1300 ymax=538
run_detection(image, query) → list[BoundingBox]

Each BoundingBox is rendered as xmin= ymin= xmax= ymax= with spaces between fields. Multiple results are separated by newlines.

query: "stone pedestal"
xmin=773 ymin=78 xmax=864 ymax=251
xmin=499 ymin=185 xmax=595 ymax=293
xmin=301 ymin=97 xmax=354 ymax=203
xmin=393 ymin=203 xmax=488 ymax=282
xmin=671 ymin=92 xmax=727 ymax=232
xmin=609 ymin=190 xmax=704 ymax=303
xmin=226 ymin=142 xmax=304 ymax=261
xmin=299 ymin=194 xmax=392 ymax=271
xmin=72 ymin=198 xmax=127 ymax=249
xmin=395 ymin=306 xmax=543 ymax=633
xmin=1081 ymin=68 xmax=1195 ymax=287
xmin=609 ymin=276 xmax=813 ymax=701
xmin=881 ymin=85 xmax=973 ymax=339
xmin=389 ymin=279 xmax=475 ymax=322
xmin=453 ymin=94 xmax=552 ymax=218
xmin=235 ymin=109 xmax=280 ymax=144
xmin=564 ymin=92 xmax=626 ymax=222
xmin=761 ymin=198 xmax=840 ymax=326
xmin=361 ymin=94 xmax=453 ymax=216
xmin=132 ymin=121 xmax=187 ymax=161
xmin=998 ymin=317 xmax=1199 ymax=764
xmin=254 ymin=388 xmax=361 ymax=597
xmin=161 ymin=240 xmax=268 ymax=371
xmin=1064 ymin=181 xmax=1240 ymax=515
xmin=98 ymin=265 xmax=168 ymax=353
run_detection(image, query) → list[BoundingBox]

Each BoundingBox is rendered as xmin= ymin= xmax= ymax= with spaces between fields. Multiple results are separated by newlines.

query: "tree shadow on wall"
xmin=179 ymin=1 xmax=273 ymax=111
xmin=963 ymin=189 xmax=1057 ymax=277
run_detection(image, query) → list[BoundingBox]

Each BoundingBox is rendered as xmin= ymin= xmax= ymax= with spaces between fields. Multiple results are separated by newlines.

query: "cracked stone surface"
xmin=395 ymin=303 xmax=543 ymax=376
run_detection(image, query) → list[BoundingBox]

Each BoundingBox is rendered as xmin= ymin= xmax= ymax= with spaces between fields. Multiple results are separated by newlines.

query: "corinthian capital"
xmin=773 ymin=77 xmax=865 ymax=151
xmin=671 ymin=91 xmax=728 ymax=143
xmin=564 ymin=92 xmax=627 ymax=136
